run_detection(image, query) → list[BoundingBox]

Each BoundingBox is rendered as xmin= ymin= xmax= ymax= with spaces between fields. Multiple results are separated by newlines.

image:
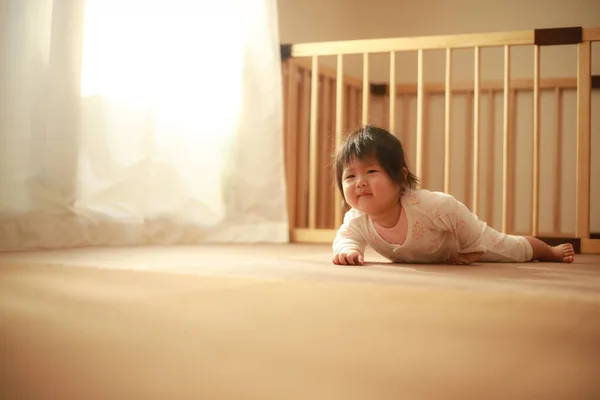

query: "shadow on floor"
xmin=362 ymin=260 xmax=591 ymax=282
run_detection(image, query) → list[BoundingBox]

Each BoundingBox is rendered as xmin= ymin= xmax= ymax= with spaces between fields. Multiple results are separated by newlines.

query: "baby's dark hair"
xmin=334 ymin=125 xmax=420 ymax=196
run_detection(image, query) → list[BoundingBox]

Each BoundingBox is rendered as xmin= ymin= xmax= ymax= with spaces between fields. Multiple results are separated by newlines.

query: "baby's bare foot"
xmin=547 ymin=243 xmax=575 ymax=263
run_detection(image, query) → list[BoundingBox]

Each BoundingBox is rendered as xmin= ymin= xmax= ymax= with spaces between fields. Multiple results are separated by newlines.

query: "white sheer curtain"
xmin=0 ymin=0 xmax=289 ymax=250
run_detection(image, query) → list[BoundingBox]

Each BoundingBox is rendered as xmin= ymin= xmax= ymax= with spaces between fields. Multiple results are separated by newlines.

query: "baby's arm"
xmin=448 ymin=251 xmax=484 ymax=265
xmin=332 ymin=211 xmax=367 ymax=265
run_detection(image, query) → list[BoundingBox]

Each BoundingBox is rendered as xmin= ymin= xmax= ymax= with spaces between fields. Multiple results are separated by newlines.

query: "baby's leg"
xmin=524 ymin=236 xmax=575 ymax=263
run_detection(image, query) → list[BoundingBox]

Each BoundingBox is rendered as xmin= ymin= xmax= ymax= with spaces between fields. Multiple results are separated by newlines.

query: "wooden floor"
xmin=1 ymin=244 xmax=599 ymax=399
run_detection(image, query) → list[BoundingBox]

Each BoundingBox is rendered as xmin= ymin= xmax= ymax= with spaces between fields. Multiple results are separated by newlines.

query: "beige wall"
xmin=278 ymin=0 xmax=600 ymax=235
xmin=278 ymin=0 xmax=600 ymax=43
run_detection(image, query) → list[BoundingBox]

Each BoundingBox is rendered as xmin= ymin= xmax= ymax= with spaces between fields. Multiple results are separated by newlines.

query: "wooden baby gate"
xmin=281 ymin=26 xmax=600 ymax=254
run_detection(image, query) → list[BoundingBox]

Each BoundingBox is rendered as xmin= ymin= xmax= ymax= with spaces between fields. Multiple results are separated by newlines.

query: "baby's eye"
xmin=367 ymin=170 xmax=378 ymax=174
xmin=345 ymin=174 xmax=355 ymax=180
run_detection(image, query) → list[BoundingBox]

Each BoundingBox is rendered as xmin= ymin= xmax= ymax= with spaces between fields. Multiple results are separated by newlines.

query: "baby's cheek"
xmin=342 ymin=190 xmax=355 ymax=204
xmin=346 ymin=196 xmax=358 ymax=207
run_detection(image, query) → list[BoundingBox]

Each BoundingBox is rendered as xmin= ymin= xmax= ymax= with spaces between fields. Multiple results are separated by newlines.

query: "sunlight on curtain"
xmin=0 ymin=0 xmax=288 ymax=249
xmin=77 ymin=1 xmax=244 ymax=227
xmin=0 ymin=0 xmax=55 ymax=215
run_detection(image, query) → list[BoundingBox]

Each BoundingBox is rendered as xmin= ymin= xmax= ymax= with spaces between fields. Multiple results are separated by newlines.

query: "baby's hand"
xmin=449 ymin=251 xmax=483 ymax=265
xmin=333 ymin=250 xmax=364 ymax=265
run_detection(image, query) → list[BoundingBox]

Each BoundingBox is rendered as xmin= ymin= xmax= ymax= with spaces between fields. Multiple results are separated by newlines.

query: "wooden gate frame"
xmin=281 ymin=27 xmax=600 ymax=254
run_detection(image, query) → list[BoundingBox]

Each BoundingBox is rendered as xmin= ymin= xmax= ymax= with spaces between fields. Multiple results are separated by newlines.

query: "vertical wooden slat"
xmin=486 ymin=89 xmax=495 ymax=226
xmin=334 ymin=55 xmax=344 ymax=228
xmin=283 ymin=61 xmax=289 ymax=115
xmin=318 ymin=77 xmax=331 ymax=228
xmin=416 ymin=49 xmax=424 ymax=180
xmin=353 ymin=87 xmax=358 ymax=128
xmin=316 ymin=76 xmax=323 ymax=228
xmin=422 ymin=93 xmax=430 ymax=188
xmin=285 ymin=60 xmax=299 ymax=231
xmin=357 ymin=88 xmax=362 ymax=128
xmin=362 ymin=53 xmax=369 ymax=125
xmin=344 ymin=84 xmax=350 ymax=131
xmin=382 ymin=94 xmax=390 ymax=130
xmin=532 ymin=45 xmax=540 ymax=236
xmin=327 ymin=78 xmax=336 ymax=228
xmin=348 ymin=87 xmax=352 ymax=128
xmin=502 ymin=45 xmax=511 ymax=233
xmin=308 ymin=56 xmax=319 ymax=229
xmin=508 ymin=89 xmax=517 ymax=234
xmin=553 ymin=88 xmax=563 ymax=234
xmin=353 ymin=87 xmax=359 ymax=128
xmin=472 ymin=46 xmax=481 ymax=215
xmin=444 ymin=48 xmax=452 ymax=194
xmin=298 ymin=68 xmax=311 ymax=228
xmin=402 ymin=94 xmax=410 ymax=160
xmin=576 ymin=41 xmax=591 ymax=239
xmin=389 ymin=51 xmax=396 ymax=133
xmin=465 ymin=92 xmax=474 ymax=208
xmin=282 ymin=60 xmax=290 ymax=220
xmin=348 ymin=86 xmax=356 ymax=130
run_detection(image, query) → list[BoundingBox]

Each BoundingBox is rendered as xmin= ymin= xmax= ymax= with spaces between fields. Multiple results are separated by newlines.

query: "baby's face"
xmin=341 ymin=156 xmax=399 ymax=215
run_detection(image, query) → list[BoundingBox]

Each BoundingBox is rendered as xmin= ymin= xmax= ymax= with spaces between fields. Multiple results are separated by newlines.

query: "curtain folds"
xmin=0 ymin=0 xmax=288 ymax=250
